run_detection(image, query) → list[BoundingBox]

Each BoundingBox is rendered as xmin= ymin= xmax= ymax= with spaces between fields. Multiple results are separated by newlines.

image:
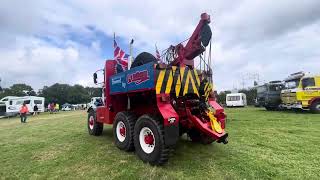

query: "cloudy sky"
xmin=1 ymin=0 xmax=319 ymax=91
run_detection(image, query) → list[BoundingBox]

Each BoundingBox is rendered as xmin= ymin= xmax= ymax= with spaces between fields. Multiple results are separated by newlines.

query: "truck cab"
xmin=256 ymin=81 xmax=284 ymax=110
xmin=281 ymin=72 xmax=320 ymax=113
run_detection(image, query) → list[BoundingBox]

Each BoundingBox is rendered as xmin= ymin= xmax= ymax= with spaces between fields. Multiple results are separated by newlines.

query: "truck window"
xmin=302 ymin=78 xmax=315 ymax=89
xmin=24 ymin=100 xmax=31 ymax=104
xmin=284 ymin=79 xmax=299 ymax=89
xmin=257 ymin=86 xmax=267 ymax=93
xmin=9 ymin=101 xmax=12 ymax=105
xmin=269 ymin=85 xmax=282 ymax=91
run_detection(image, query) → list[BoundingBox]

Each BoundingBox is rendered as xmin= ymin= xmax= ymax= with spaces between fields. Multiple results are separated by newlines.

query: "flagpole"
xmin=129 ymin=39 xmax=134 ymax=70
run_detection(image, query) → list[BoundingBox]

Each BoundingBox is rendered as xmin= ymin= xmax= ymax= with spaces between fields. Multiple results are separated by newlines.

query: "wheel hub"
xmin=119 ymin=126 xmax=126 ymax=137
xmin=116 ymin=121 xmax=126 ymax=142
xmin=144 ymin=134 xmax=154 ymax=145
xmin=89 ymin=116 xmax=94 ymax=130
xmin=139 ymin=127 xmax=155 ymax=154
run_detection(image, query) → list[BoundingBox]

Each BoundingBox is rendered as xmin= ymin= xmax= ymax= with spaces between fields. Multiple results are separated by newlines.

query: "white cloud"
xmin=0 ymin=0 xmax=320 ymax=92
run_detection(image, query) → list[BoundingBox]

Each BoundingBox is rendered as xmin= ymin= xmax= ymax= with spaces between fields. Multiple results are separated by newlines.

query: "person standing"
xmin=33 ymin=104 xmax=38 ymax=116
xmin=20 ymin=102 xmax=29 ymax=123
xmin=55 ymin=103 xmax=59 ymax=113
xmin=50 ymin=103 xmax=54 ymax=114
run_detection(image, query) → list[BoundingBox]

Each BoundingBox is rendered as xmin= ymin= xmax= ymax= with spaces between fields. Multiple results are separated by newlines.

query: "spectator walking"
xmin=20 ymin=102 xmax=29 ymax=123
xmin=49 ymin=103 xmax=55 ymax=114
xmin=55 ymin=103 xmax=60 ymax=112
xmin=33 ymin=105 xmax=38 ymax=116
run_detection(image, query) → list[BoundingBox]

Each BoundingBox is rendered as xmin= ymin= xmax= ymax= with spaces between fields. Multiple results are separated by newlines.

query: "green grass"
xmin=0 ymin=108 xmax=319 ymax=179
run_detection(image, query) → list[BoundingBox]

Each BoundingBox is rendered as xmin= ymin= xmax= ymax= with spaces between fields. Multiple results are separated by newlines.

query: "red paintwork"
xmin=94 ymin=13 xmax=228 ymax=143
xmin=89 ymin=117 xmax=94 ymax=126
xmin=120 ymin=126 xmax=126 ymax=137
xmin=156 ymin=94 xmax=179 ymax=126
xmin=186 ymin=109 xmax=227 ymax=140
xmin=144 ymin=134 xmax=154 ymax=145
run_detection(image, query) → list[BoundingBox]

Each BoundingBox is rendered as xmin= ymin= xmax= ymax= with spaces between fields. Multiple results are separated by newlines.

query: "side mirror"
xmin=93 ymin=73 xmax=98 ymax=84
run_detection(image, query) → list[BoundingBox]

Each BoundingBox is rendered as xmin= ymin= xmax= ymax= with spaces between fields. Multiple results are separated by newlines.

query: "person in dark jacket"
xmin=33 ymin=105 xmax=38 ymax=116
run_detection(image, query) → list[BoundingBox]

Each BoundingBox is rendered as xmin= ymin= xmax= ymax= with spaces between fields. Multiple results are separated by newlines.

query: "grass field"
xmin=0 ymin=108 xmax=319 ymax=179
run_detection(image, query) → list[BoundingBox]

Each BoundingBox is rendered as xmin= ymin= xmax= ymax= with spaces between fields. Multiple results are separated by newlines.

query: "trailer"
xmin=226 ymin=93 xmax=247 ymax=107
xmin=0 ymin=96 xmax=45 ymax=117
xmin=87 ymin=13 xmax=228 ymax=165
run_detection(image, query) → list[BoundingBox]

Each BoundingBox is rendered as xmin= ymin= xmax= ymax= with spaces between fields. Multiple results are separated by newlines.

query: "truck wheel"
xmin=134 ymin=115 xmax=169 ymax=165
xmin=87 ymin=110 xmax=103 ymax=136
xmin=310 ymin=101 xmax=320 ymax=114
xmin=113 ymin=112 xmax=136 ymax=151
xmin=131 ymin=52 xmax=158 ymax=68
xmin=265 ymin=106 xmax=274 ymax=111
xmin=187 ymin=128 xmax=215 ymax=145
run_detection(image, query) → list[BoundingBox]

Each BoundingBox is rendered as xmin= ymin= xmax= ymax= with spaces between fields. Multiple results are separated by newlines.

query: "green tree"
xmin=239 ymin=88 xmax=257 ymax=105
xmin=0 ymin=83 xmax=36 ymax=99
xmin=217 ymin=90 xmax=231 ymax=105
xmin=39 ymin=83 xmax=98 ymax=105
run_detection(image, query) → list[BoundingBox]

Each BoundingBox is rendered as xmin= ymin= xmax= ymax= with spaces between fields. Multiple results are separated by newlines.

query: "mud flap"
xmin=164 ymin=124 xmax=179 ymax=147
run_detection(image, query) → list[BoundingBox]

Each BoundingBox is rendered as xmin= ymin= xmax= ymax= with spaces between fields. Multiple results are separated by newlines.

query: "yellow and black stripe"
xmin=156 ymin=66 xmax=201 ymax=97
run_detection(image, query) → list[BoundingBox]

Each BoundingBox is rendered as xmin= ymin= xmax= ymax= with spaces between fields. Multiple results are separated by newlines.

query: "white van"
xmin=0 ymin=96 xmax=45 ymax=117
xmin=226 ymin=93 xmax=247 ymax=107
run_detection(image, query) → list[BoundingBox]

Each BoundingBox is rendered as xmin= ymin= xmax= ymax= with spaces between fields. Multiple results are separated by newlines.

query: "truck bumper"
xmin=280 ymin=103 xmax=302 ymax=109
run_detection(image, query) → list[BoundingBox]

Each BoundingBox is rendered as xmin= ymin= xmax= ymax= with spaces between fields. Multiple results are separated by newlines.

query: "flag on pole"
xmin=114 ymin=39 xmax=129 ymax=71
xmin=155 ymin=44 xmax=161 ymax=62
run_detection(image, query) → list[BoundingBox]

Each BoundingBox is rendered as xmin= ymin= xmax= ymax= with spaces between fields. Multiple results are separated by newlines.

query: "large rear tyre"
xmin=87 ymin=110 xmax=103 ymax=136
xmin=310 ymin=101 xmax=320 ymax=114
xmin=113 ymin=111 xmax=136 ymax=151
xmin=187 ymin=128 xmax=215 ymax=145
xmin=134 ymin=115 xmax=169 ymax=165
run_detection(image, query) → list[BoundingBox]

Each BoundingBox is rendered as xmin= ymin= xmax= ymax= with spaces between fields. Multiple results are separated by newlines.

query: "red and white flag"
xmin=114 ymin=40 xmax=129 ymax=70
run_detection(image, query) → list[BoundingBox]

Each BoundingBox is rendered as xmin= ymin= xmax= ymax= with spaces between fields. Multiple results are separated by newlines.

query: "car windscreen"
xmin=257 ymin=86 xmax=267 ymax=93
xmin=284 ymin=79 xmax=300 ymax=89
xmin=269 ymin=84 xmax=283 ymax=91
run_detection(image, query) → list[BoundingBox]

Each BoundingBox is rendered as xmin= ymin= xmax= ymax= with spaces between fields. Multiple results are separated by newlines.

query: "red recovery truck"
xmin=87 ymin=13 xmax=228 ymax=165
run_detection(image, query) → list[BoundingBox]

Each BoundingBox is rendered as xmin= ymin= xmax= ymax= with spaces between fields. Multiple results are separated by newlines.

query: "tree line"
xmin=0 ymin=83 xmax=257 ymax=106
xmin=0 ymin=83 xmax=102 ymax=105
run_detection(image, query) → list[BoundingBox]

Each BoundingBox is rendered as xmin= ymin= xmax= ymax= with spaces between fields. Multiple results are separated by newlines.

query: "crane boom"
xmin=170 ymin=13 xmax=212 ymax=67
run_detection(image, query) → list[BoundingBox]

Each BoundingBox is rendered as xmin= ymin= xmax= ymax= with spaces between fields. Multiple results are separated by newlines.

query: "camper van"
xmin=226 ymin=93 xmax=247 ymax=107
xmin=0 ymin=96 xmax=45 ymax=117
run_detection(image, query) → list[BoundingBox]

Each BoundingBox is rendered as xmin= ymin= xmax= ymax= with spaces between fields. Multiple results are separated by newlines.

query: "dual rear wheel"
xmin=113 ymin=112 xmax=169 ymax=165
